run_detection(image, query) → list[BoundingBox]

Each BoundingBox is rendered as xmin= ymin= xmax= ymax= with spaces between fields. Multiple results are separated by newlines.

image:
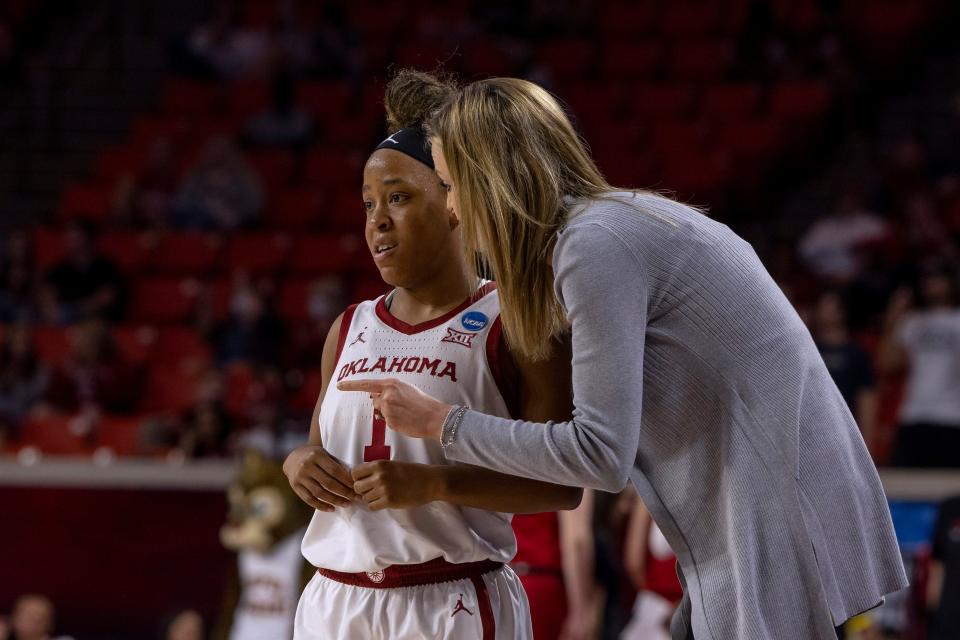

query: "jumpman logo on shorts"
xmin=451 ymin=594 xmax=473 ymax=617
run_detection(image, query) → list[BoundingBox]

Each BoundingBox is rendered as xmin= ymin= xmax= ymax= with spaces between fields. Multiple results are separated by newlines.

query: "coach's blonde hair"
xmin=426 ymin=77 xmax=614 ymax=360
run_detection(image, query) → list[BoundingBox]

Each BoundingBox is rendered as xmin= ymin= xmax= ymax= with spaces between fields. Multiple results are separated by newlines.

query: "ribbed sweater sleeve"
xmin=441 ymin=221 xmax=646 ymax=492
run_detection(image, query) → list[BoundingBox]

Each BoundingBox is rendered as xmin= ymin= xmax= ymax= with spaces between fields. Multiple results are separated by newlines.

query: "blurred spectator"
xmin=211 ymin=275 xmax=285 ymax=366
xmin=39 ymin=222 xmax=127 ymax=323
xmin=0 ymin=230 xmax=38 ymax=322
xmin=171 ymin=137 xmax=264 ymax=231
xmin=0 ymin=594 xmax=74 ymax=640
xmin=798 ymin=190 xmax=889 ymax=283
xmin=161 ymin=609 xmax=205 ymax=640
xmin=111 ymin=137 xmax=179 ymax=229
xmin=621 ymin=498 xmax=680 ymax=640
xmin=310 ymin=2 xmax=362 ymax=80
xmin=286 ymin=276 xmax=344 ymax=368
xmin=928 ymin=495 xmax=960 ymax=640
xmin=811 ymin=291 xmax=877 ymax=448
xmin=879 ymin=271 xmax=960 ymax=467
xmin=179 ymin=369 xmax=232 ymax=458
xmin=0 ymin=325 xmax=50 ymax=445
xmin=46 ymin=319 xmax=141 ymax=417
xmin=243 ymin=70 xmax=314 ymax=148
xmin=176 ymin=2 xmax=269 ymax=80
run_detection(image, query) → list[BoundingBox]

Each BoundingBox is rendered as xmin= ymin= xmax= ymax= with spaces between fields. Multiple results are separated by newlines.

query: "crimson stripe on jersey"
xmin=374 ymin=281 xmax=498 ymax=335
xmin=485 ymin=316 xmax=521 ymax=419
xmin=334 ymin=303 xmax=359 ymax=363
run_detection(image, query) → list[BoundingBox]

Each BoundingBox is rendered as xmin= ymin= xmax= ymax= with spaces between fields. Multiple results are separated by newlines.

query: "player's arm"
xmin=558 ymin=488 xmax=601 ymax=639
xmin=352 ymin=335 xmax=584 ymax=513
xmin=282 ymin=312 xmax=358 ymax=511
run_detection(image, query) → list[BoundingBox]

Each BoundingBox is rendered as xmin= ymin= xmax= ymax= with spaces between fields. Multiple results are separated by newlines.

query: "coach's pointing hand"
xmin=283 ymin=445 xmax=359 ymax=512
xmin=337 ymin=378 xmax=451 ymax=441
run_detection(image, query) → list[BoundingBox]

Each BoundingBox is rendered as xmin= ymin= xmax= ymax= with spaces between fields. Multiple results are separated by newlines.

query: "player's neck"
xmin=388 ymin=266 xmax=477 ymax=326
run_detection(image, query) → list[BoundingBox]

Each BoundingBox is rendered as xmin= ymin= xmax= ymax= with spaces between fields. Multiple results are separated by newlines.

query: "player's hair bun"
xmin=384 ymin=69 xmax=458 ymax=134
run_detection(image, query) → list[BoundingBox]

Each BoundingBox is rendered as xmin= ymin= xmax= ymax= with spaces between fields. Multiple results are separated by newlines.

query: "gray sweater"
xmin=443 ymin=192 xmax=907 ymax=639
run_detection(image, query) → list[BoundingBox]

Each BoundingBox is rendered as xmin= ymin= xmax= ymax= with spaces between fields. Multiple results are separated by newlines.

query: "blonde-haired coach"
xmin=341 ymin=72 xmax=907 ymax=640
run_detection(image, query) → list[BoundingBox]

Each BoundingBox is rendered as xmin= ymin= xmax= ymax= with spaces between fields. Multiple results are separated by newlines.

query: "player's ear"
xmin=447 ymin=206 xmax=460 ymax=230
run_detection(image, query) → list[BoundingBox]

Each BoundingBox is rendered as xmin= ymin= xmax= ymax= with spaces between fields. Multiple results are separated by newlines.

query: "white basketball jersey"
xmin=230 ymin=528 xmax=306 ymax=640
xmin=301 ymin=282 xmax=520 ymax=573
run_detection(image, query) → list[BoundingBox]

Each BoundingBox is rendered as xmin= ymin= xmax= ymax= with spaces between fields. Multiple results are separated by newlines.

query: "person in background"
xmin=0 ymin=230 xmax=38 ymax=323
xmin=210 ymin=275 xmax=285 ymax=367
xmin=810 ymin=291 xmax=877 ymax=451
xmin=243 ymin=69 xmax=314 ymax=149
xmin=161 ymin=609 xmax=205 ymax=640
xmin=0 ymin=325 xmax=49 ymax=446
xmin=39 ymin=222 xmax=127 ymax=323
xmin=798 ymin=190 xmax=889 ymax=283
xmin=928 ymin=495 xmax=960 ymax=640
xmin=879 ymin=270 xmax=960 ymax=467
xmin=111 ymin=136 xmax=179 ymax=230
xmin=0 ymin=594 xmax=74 ymax=640
xmin=171 ymin=137 xmax=264 ymax=231
xmin=46 ymin=318 xmax=141 ymax=421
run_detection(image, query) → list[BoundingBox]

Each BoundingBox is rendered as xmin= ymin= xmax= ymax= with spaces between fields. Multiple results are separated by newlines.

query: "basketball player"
xmin=283 ymin=71 xmax=581 ymax=639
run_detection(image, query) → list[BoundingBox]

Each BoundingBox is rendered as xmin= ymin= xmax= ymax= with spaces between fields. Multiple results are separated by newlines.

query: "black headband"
xmin=374 ymin=126 xmax=434 ymax=169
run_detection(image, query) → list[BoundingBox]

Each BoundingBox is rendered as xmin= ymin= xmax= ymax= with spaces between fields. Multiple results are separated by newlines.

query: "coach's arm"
xmin=352 ymin=337 xmax=583 ymax=513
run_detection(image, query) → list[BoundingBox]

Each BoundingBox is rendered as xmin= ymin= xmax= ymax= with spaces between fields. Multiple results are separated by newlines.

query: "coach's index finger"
xmin=337 ymin=379 xmax=390 ymax=393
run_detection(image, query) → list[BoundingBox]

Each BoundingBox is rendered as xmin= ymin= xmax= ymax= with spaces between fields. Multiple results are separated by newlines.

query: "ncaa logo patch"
xmin=460 ymin=311 xmax=488 ymax=332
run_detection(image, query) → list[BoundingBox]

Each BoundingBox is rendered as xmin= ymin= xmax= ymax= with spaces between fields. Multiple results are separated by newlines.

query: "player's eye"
xmin=389 ymin=193 xmax=407 ymax=204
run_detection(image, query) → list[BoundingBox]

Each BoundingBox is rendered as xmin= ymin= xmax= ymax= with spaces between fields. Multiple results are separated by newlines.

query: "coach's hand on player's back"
xmin=283 ymin=445 xmax=359 ymax=512
xmin=337 ymin=378 xmax=451 ymax=441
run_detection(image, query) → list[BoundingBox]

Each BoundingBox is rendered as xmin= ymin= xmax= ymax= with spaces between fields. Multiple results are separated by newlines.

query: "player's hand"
xmin=283 ymin=445 xmax=359 ymax=512
xmin=351 ymin=460 xmax=441 ymax=510
xmin=337 ymin=378 xmax=452 ymax=441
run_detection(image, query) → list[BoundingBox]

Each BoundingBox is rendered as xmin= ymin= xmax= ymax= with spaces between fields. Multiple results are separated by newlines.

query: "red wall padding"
xmin=0 ymin=486 xmax=234 ymax=637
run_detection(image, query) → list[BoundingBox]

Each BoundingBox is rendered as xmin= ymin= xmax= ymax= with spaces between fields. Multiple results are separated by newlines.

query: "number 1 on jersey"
xmin=363 ymin=413 xmax=392 ymax=461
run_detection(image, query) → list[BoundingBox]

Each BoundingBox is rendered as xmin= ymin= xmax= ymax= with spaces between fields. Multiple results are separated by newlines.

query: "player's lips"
xmin=373 ymin=241 xmax=398 ymax=262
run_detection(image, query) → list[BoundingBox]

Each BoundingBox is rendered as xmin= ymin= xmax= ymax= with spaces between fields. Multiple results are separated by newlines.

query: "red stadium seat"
xmin=130 ymin=279 xmax=200 ymax=324
xmin=660 ymin=151 xmax=730 ymax=203
xmin=246 ymin=149 xmax=294 ymax=194
xmin=271 ymin=189 xmax=324 ymax=230
xmin=96 ymin=415 xmax=144 ymax=456
xmin=57 ymin=183 xmax=111 ymax=224
xmin=154 ymin=327 xmax=211 ymax=368
xmin=395 ymin=42 xmax=457 ymax=70
xmin=463 ymin=42 xmax=514 ymax=77
xmin=560 ymin=84 xmax=626 ymax=122
xmin=630 ymin=84 xmax=696 ymax=120
xmin=289 ymin=235 xmax=364 ymax=275
xmin=98 ymin=232 xmax=154 ymax=274
xmin=161 ymin=79 xmax=220 ymax=115
xmin=228 ymin=80 xmax=270 ymax=116
xmin=96 ymin=146 xmax=146 ymax=182
xmin=33 ymin=326 xmax=70 ymax=364
xmin=770 ymin=82 xmax=831 ymax=121
xmin=599 ymin=4 xmax=659 ymax=37
xmin=662 ymin=4 xmax=721 ymax=36
xmin=668 ymin=40 xmax=732 ymax=80
xmin=291 ymin=370 xmax=324 ymax=411
xmin=34 ymin=228 xmax=66 ymax=271
xmin=224 ymin=233 xmax=292 ymax=276
xmin=141 ymin=366 xmax=201 ymax=413
xmin=113 ymin=325 xmax=158 ymax=365
xmin=701 ymin=83 xmax=763 ymax=118
xmin=20 ymin=415 xmax=94 ymax=456
xmin=717 ymin=120 xmax=784 ymax=158
xmin=649 ymin=119 xmax=708 ymax=155
xmin=151 ymin=233 xmax=223 ymax=276
xmin=601 ymin=40 xmax=663 ymax=81
xmin=540 ymin=40 xmax=595 ymax=77
xmin=303 ymin=151 xmax=363 ymax=190
xmin=278 ymin=280 xmax=312 ymax=321
xmin=299 ymin=82 xmax=354 ymax=118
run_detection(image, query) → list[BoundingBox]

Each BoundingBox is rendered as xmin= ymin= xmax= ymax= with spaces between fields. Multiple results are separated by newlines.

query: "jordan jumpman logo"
xmin=451 ymin=594 xmax=473 ymax=617
xmin=349 ymin=328 xmax=367 ymax=347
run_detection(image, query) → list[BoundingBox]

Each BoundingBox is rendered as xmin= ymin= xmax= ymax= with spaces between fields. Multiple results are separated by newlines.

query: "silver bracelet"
xmin=441 ymin=405 xmax=468 ymax=448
